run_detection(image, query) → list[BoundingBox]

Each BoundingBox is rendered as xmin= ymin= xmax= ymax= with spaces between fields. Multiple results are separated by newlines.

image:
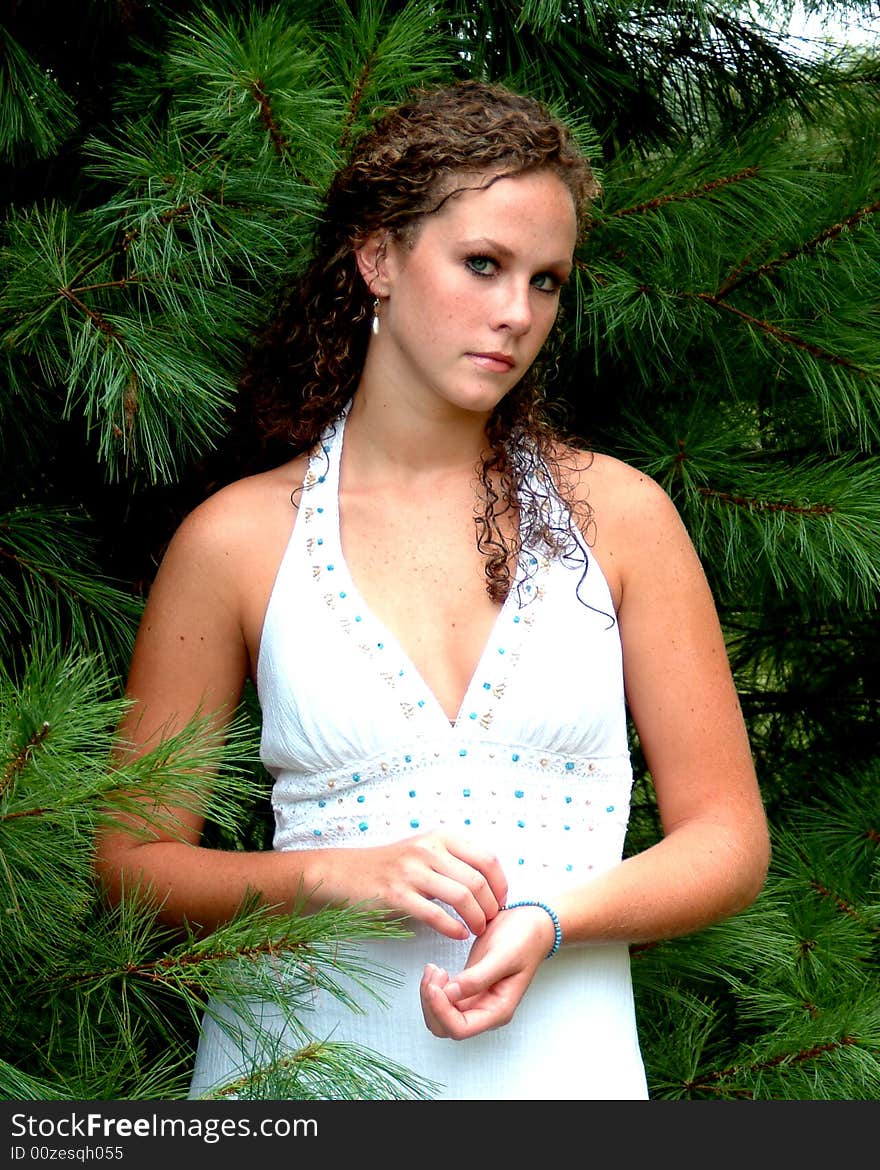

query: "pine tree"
xmin=1 ymin=0 xmax=878 ymax=1100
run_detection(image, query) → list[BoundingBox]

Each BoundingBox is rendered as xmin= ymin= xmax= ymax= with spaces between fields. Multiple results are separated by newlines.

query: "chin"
xmin=444 ymin=384 xmax=515 ymax=416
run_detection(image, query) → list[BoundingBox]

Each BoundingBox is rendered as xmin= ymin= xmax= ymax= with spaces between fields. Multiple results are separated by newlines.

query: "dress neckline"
xmin=299 ymin=408 xmax=552 ymax=733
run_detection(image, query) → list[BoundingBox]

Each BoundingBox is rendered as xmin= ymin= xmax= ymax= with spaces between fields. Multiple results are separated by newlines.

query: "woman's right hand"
xmin=325 ymin=832 xmax=508 ymax=941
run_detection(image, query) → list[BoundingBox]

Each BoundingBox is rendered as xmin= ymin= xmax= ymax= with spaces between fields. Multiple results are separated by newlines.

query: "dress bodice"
xmin=256 ymin=409 xmax=635 ymax=902
xmin=191 ymin=409 xmax=649 ymax=1101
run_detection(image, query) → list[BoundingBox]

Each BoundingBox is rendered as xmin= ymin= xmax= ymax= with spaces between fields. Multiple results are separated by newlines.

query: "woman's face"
xmin=360 ymin=168 xmax=578 ymax=418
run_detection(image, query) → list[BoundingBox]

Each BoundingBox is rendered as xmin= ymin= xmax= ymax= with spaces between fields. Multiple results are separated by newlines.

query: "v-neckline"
xmin=300 ymin=409 xmax=550 ymax=733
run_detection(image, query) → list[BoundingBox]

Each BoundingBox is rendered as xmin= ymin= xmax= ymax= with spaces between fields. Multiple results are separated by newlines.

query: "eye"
xmin=465 ymin=255 xmax=498 ymax=277
xmin=531 ymin=272 xmax=563 ymax=295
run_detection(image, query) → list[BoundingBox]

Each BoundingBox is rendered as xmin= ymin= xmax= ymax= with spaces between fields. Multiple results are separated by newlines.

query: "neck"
xmin=345 ymin=381 xmax=491 ymax=479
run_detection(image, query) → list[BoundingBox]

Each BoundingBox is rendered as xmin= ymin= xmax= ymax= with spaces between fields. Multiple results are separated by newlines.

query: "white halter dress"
xmin=189 ymin=409 xmax=648 ymax=1100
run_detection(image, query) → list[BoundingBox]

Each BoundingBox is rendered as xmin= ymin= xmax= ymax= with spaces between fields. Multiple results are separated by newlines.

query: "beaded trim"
xmin=301 ymin=410 xmax=554 ymax=733
xmin=270 ymin=740 xmax=634 ymax=882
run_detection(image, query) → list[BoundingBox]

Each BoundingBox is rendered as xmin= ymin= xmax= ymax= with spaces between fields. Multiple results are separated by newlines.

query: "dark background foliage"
xmin=1 ymin=0 xmax=878 ymax=1099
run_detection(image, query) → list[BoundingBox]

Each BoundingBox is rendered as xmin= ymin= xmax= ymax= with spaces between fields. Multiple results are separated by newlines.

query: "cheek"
xmin=403 ymin=264 xmax=465 ymax=322
xmin=530 ymin=303 xmax=559 ymax=347
xmin=429 ymin=284 xmax=478 ymax=334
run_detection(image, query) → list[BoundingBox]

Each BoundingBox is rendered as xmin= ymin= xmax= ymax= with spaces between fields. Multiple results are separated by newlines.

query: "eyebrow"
xmin=460 ymin=237 xmax=573 ymax=272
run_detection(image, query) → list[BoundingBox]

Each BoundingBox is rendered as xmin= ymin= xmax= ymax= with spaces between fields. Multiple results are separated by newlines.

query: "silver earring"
xmin=371 ymin=297 xmax=380 ymax=336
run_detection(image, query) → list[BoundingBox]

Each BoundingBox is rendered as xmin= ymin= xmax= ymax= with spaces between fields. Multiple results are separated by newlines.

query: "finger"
xmin=421 ymin=981 xmax=475 ymax=1039
xmin=443 ymin=954 xmax=506 ymax=1003
xmin=397 ymin=890 xmax=470 ymax=940
xmin=442 ymin=838 xmax=509 ymax=910
xmin=421 ymin=982 xmax=503 ymax=1040
xmin=419 ymin=962 xmax=448 ymax=997
xmin=394 ymin=837 xmax=503 ymax=936
xmin=420 ymin=965 xmax=456 ymax=1037
xmin=421 ymin=850 xmax=508 ymax=934
xmin=420 ymin=960 xmax=515 ymax=1039
xmin=392 ymin=861 xmax=492 ymax=936
xmin=419 ymin=870 xmax=497 ymax=936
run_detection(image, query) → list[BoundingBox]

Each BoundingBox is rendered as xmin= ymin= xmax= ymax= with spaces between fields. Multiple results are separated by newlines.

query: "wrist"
xmin=503 ymin=899 xmax=562 ymax=959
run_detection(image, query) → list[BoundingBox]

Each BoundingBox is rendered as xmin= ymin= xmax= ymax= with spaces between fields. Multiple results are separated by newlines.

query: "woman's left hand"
xmin=419 ymin=903 xmax=555 ymax=1039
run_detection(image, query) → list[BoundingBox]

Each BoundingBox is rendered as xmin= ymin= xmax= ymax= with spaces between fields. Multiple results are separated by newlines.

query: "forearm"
xmin=553 ymin=817 xmax=770 ymax=948
xmin=94 ymin=827 xmax=510 ymax=939
xmin=94 ymin=838 xmax=350 ymax=934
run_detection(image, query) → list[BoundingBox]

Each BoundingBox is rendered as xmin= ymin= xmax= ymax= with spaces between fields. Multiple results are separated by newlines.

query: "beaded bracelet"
xmin=503 ymin=900 xmax=562 ymax=959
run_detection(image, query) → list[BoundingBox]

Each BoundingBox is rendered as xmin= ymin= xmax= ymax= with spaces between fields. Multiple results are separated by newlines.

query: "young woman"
xmin=95 ymin=80 xmax=770 ymax=1100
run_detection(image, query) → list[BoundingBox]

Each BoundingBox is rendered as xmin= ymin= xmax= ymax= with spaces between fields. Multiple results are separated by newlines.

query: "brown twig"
xmin=717 ymin=198 xmax=880 ymax=299
xmin=609 ymin=166 xmax=759 ymax=220
xmin=685 ymin=1035 xmax=860 ymax=1094
xmin=340 ymin=54 xmax=375 ymax=150
xmin=57 ymin=287 xmax=121 ymax=339
xmin=810 ymin=880 xmax=859 ymax=918
xmin=0 ymin=722 xmax=51 ymax=798
xmin=695 ymin=485 xmax=834 ymax=515
xmin=250 ymin=78 xmax=288 ymax=157
xmin=694 ymin=292 xmax=867 ymax=371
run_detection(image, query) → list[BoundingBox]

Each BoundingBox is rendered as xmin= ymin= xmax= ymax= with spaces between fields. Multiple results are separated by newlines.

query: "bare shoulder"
xmin=148 ymin=457 xmax=304 ymax=618
xmin=554 ymin=442 xmax=676 ymax=522
xmin=141 ymin=455 xmax=308 ymax=666
xmin=171 ymin=456 xmax=307 ymax=560
xmin=552 ymin=443 xmax=688 ymax=605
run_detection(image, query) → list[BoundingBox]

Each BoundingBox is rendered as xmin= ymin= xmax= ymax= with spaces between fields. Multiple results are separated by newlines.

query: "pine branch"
xmin=0 ymin=506 xmax=141 ymax=663
xmin=0 ymin=1056 xmax=74 ymax=1101
xmin=686 ymin=1033 xmax=862 ymax=1097
xmin=0 ymin=632 xmax=429 ymax=1100
xmin=315 ymin=0 xmax=457 ymax=149
xmin=0 ymin=23 xmax=77 ymax=162
xmin=57 ymin=285 xmax=122 ymax=339
xmin=340 ymin=48 xmax=378 ymax=150
xmin=616 ymin=410 xmax=880 ymax=609
xmin=716 ymin=196 xmax=880 ymax=298
xmin=62 ymin=231 xmax=140 ymax=291
xmin=204 ymin=1038 xmax=439 ymax=1101
xmin=0 ymin=720 xmax=49 ymax=799
xmin=248 ymin=77 xmax=290 ymax=160
xmin=61 ymin=898 xmax=409 ymax=1011
xmin=41 ymin=893 xmax=426 ymax=1100
xmin=165 ymin=5 xmax=342 ymax=184
xmin=605 ymin=164 xmax=761 ymax=221
xmin=633 ymin=758 xmax=880 ymax=1098
xmin=809 ymin=880 xmax=861 ymax=921
xmin=693 ymin=290 xmax=874 ymax=373
xmin=693 ymin=485 xmax=834 ymax=516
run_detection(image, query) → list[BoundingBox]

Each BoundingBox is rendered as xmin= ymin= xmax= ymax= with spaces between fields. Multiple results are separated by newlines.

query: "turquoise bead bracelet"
xmin=504 ymin=899 xmax=562 ymax=958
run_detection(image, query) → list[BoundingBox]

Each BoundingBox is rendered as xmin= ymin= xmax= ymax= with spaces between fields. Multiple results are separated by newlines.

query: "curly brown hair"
xmin=237 ymin=79 xmax=600 ymax=601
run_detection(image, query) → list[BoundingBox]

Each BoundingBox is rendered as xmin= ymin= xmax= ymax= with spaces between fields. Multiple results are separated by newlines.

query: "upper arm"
xmin=588 ymin=460 xmax=768 ymax=853
xmin=109 ymin=496 xmax=252 ymax=848
xmin=125 ymin=503 xmax=251 ymax=730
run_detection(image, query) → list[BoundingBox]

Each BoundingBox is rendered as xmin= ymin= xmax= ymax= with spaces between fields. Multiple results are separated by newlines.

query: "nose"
xmin=491 ymin=279 xmax=533 ymax=336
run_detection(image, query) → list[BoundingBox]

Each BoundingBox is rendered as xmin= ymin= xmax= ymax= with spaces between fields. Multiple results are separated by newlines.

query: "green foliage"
xmin=0 ymin=25 xmax=77 ymax=162
xmin=0 ymin=642 xmax=433 ymax=1100
xmin=0 ymin=506 xmax=141 ymax=668
xmin=631 ymin=769 xmax=880 ymax=1099
xmin=0 ymin=0 xmax=878 ymax=1100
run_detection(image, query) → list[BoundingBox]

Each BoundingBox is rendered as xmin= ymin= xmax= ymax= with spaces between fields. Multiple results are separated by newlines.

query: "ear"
xmin=354 ymin=230 xmax=392 ymax=297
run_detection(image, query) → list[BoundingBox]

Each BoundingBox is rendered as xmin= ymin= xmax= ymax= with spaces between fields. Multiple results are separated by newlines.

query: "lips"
xmin=468 ymin=351 xmax=516 ymax=372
